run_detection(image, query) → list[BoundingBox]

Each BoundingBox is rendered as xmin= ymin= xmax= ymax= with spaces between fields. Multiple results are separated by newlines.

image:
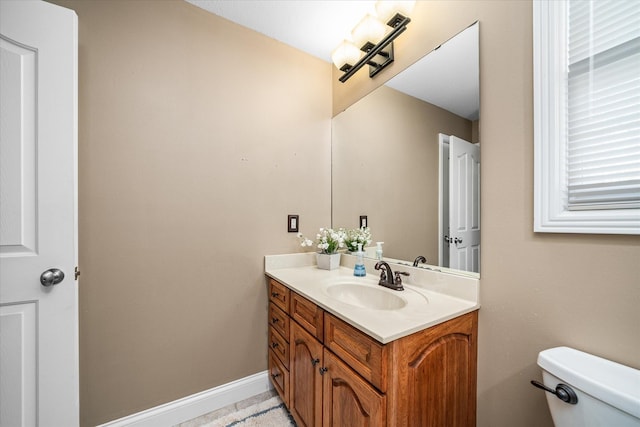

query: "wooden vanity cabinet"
xmin=267 ymin=278 xmax=478 ymax=427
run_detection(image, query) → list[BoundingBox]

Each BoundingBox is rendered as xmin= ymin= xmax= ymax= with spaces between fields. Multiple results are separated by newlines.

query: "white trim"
xmin=96 ymin=371 xmax=272 ymax=427
xmin=533 ymin=1 xmax=640 ymax=235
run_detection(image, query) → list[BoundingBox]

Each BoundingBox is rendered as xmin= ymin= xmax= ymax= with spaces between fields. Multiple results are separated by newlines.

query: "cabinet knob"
xmin=319 ymin=367 xmax=328 ymax=375
xmin=271 ymin=373 xmax=280 ymax=379
xmin=311 ymin=358 xmax=320 ymax=366
xmin=271 ymin=292 xmax=279 ymax=297
xmin=271 ymin=317 xmax=279 ymax=324
xmin=271 ymin=342 xmax=279 ymax=348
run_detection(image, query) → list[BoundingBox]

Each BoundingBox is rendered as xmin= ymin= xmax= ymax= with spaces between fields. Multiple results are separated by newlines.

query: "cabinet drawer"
xmin=269 ymin=303 xmax=290 ymax=340
xmin=269 ymin=326 xmax=289 ymax=370
xmin=269 ymin=279 xmax=290 ymax=313
xmin=269 ymin=351 xmax=290 ymax=406
xmin=324 ymin=313 xmax=388 ymax=392
xmin=291 ymin=292 xmax=324 ymax=340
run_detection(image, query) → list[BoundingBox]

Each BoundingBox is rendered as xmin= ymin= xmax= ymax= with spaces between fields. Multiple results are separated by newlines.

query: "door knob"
xmin=40 ymin=268 xmax=65 ymax=287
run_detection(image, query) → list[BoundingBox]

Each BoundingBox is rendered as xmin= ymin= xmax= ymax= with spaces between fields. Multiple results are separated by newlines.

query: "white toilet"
xmin=536 ymin=346 xmax=640 ymax=426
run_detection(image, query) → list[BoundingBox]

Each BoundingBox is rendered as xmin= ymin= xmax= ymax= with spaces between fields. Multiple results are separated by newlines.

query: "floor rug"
xmin=202 ymin=396 xmax=296 ymax=427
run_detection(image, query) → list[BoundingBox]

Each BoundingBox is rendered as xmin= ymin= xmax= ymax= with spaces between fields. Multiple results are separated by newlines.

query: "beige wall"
xmin=50 ymin=0 xmax=331 ymax=425
xmin=335 ymin=2 xmax=640 ymax=426
xmin=47 ymin=0 xmax=640 ymax=426
xmin=332 ymin=85 xmax=471 ymax=262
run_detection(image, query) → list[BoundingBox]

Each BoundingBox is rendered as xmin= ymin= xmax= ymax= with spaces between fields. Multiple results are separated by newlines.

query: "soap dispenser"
xmin=354 ymin=243 xmax=366 ymax=277
xmin=375 ymin=242 xmax=384 ymax=260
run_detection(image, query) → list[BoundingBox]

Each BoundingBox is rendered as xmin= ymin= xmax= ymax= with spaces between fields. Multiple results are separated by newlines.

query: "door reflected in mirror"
xmin=439 ymin=134 xmax=480 ymax=273
xmin=332 ymin=22 xmax=480 ymax=276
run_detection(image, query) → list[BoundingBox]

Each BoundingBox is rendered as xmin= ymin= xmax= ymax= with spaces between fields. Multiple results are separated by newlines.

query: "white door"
xmin=0 ymin=1 xmax=78 ymax=426
xmin=438 ymin=134 xmax=450 ymax=268
xmin=449 ymin=135 xmax=480 ymax=273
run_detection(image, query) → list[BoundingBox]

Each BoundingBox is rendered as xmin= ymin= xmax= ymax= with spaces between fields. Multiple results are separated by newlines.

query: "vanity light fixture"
xmin=331 ymin=0 xmax=415 ymax=83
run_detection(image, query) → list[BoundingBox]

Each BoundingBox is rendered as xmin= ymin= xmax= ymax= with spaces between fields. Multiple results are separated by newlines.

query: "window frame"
xmin=533 ymin=0 xmax=640 ymax=235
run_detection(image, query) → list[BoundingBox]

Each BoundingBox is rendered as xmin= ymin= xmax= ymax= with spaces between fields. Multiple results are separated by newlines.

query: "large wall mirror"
xmin=332 ymin=22 xmax=480 ymax=276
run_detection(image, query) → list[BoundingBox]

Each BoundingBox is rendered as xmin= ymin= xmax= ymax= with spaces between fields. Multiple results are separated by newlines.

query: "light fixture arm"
xmin=339 ymin=16 xmax=411 ymax=83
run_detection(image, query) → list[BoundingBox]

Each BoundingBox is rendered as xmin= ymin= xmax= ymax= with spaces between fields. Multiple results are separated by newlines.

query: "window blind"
xmin=567 ymin=1 xmax=640 ymax=210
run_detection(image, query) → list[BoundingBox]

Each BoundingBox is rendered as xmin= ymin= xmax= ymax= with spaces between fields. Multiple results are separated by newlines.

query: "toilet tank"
xmin=537 ymin=347 xmax=640 ymax=427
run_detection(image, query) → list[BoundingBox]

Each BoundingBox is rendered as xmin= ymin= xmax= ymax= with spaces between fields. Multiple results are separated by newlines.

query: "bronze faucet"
xmin=374 ymin=261 xmax=409 ymax=291
xmin=413 ymin=256 xmax=427 ymax=267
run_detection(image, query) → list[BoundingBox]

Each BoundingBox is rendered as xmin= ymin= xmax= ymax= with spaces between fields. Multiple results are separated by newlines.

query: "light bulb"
xmin=351 ymin=14 xmax=387 ymax=50
xmin=331 ymin=40 xmax=361 ymax=71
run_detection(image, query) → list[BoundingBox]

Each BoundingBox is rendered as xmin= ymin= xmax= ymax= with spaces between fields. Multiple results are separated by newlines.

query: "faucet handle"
xmin=394 ymin=271 xmax=409 ymax=285
xmin=374 ymin=261 xmax=388 ymax=279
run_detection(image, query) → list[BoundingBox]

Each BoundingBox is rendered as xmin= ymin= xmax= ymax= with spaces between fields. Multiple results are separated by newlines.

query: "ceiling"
xmin=185 ymin=1 xmax=479 ymax=120
xmin=185 ymin=0 xmax=376 ymax=62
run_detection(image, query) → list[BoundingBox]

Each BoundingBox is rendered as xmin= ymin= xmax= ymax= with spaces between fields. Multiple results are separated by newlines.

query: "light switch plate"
xmin=360 ymin=215 xmax=368 ymax=228
xmin=288 ymin=215 xmax=299 ymax=233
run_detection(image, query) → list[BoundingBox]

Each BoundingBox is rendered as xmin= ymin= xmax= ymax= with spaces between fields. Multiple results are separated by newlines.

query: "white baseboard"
xmin=97 ymin=371 xmax=272 ymax=427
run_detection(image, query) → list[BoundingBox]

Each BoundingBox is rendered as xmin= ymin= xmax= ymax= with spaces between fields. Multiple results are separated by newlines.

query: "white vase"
xmin=316 ymin=253 xmax=340 ymax=270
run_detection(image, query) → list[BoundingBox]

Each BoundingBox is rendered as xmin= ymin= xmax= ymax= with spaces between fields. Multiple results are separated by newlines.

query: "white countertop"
xmin=265 ymin=253 xmax=480 ymax=344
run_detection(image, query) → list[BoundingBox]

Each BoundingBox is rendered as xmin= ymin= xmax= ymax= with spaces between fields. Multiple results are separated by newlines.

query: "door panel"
xmin=449 ymin=136 xmax=480 ymax=273
xmin=0 ymin=1 xmax=78 ymax=426
xmin=0 ymin=303 xmax=37 ymax=427
xmin=0 ymin=38 xmax=37 ymax=255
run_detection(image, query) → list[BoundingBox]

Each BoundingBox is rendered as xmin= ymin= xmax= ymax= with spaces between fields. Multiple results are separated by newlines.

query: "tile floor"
xmin=175 ymin=389 xmax=279 ymax=427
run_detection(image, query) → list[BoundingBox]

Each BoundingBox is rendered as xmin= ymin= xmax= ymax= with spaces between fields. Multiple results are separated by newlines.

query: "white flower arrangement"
xmin=298 ymin=227 xmax=347 ymax=254
xmin=344 ymin=227 xmax=372 ymax=252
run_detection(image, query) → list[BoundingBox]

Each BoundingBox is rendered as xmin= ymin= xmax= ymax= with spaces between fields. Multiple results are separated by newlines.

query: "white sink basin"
xmin=325 ymin=282 xmax=407 ymax=310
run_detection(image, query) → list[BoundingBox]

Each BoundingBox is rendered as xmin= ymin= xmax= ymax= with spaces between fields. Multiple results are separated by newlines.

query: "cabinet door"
xmin=390 ymin=311 xmax=478 ymax=427
xmin=322 ymin=349 xmax=386 ymax=427
xmin=290 ymin=322 xmax=323 ymax=427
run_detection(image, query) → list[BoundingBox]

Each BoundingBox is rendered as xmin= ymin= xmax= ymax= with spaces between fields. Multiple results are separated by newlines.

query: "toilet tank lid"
xmin=538 ymin=346 xmax=640 ymax=419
